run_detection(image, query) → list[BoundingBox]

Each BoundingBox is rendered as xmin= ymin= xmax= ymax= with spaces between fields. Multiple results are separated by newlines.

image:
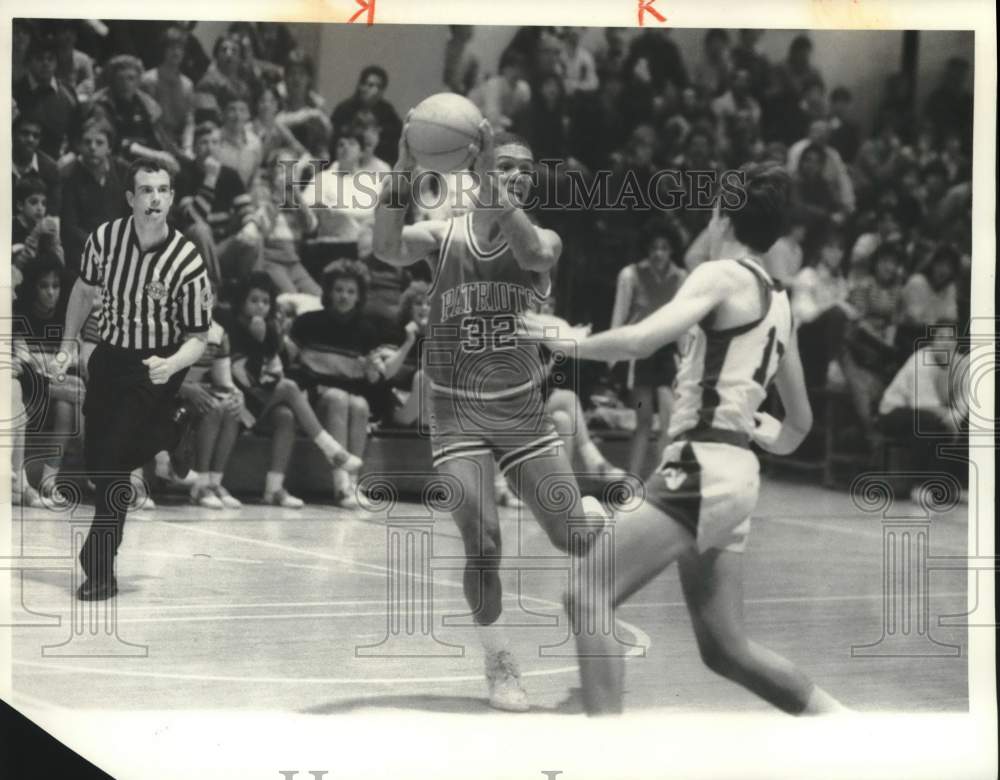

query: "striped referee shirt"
xmin=80 ymin=216 xmax=213 ymax=349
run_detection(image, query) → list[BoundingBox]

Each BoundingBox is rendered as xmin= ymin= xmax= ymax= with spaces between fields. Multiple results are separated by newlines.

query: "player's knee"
xmin=696 ymin=635 xmax=742 ymax=676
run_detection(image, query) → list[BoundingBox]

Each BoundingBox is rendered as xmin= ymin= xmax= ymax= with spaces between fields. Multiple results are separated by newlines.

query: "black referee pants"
xmin=80 ymin=342 xmax=187 ymax=582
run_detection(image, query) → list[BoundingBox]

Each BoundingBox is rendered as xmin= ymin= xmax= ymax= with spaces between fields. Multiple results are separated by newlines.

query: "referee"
xmin=59 ymin=159 xmax=212 ymax=601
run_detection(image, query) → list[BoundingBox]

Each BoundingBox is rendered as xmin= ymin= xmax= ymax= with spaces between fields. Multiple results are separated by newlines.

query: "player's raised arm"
xmin=575 ymin=261 xmax=737 ymax=363
xmin=752 ymin=332 xmax=813 ymax=455
xmin=373 ymin=116 xmax=448 ymax=267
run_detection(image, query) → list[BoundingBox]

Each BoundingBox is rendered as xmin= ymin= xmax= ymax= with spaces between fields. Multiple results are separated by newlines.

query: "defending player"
xmin=373 ymin=119 xmax=604 ymax=712
xmin=563 ymin=164 xmax=847 ymax=715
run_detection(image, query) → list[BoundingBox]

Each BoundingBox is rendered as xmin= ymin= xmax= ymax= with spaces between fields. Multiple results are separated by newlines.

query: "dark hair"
xmin=235 ymin=271 xmax=278 ymax=314
xmin=830 ymin=86 xmax=852 ymax=103
xmin=160 ymin=25 xmax=188 ymax=55
xmin=14 ymin=174 xmax=47 ymax=204
xmin=493 ymin=130 xmax=534 ymax=160
xmin=359 ymin=65 xmax=388 ymax=89
xmin=13 ymin=113 xmax=43 ymax=133
xmin=872 ymin=242 xmax=902 ymax=268
xmin=79 ymin=116 xmax=117 ymax=150
xmin=721 ymin=163 xmax=790 ymax=254
xmin=321 ymin=259 xmax=370 ymax=311
xmin=396 ymin=280 xmax=430 ymax=330
xmin=126 ymin=158 xmax=174 ymax=192
xmin=25 ymin=35 xmax=58 ymax=61
xmin=213 ymin=33 xmax=245 ymax=60
xmin=921 ymin=160 xmax=949 ymax=181
xmin=800 ymin=143 xmax=826 ymax=166
xmin=193 ymin=120 xmax=220 ymax=143
xmin=332 ymin=127 xmax=367 ymax=151
xmin=641 ymin=219 xmax=681 ymax=256
xmin=15 ymin=252 xmax=65 ymax=306
xmin=790 ymin=34 xmax=813 ymax=55
xmin=929 ymin=244 xmax=960 ymax=271
xmin=499 ymin=50 xmax=527 ymax=72
xmin=285 ymin=48 xmax=315 ymax=81
xmin=220 ymin=93 xmax=250 ymax=113
xmin=106 ymin=54 xmax=144 ymax=75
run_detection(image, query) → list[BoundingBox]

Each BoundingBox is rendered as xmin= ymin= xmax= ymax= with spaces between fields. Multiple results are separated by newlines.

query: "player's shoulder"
xmin=688 ymin=257 xmax=748 ymax=293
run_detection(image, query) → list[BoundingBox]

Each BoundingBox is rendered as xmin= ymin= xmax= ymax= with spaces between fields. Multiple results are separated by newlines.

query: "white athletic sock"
xmin=313 ymin=430 xmax=346 ymax=460
xmin=264 ymin=471 xmax=284 ymax=495
xmin=208 ymin=472 xmax=223 ymax=487
xmin=476 ymin=622 xmax=510 ymax=655
xmin=154 ymin=450 xmax=171 ymax=478
xmin=493 ymin=473 xmax=507 ymax=492
xmin=332 ymin=468 xmax=351 ymax=494
xmin=194 ymin=472 xmax=210 ymax=488
xmin=41 ymin=463 xmax=58 ymax=483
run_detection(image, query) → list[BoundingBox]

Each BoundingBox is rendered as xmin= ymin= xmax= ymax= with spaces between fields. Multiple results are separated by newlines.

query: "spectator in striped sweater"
xmin=175 ymin=120 xmax=263 ymax=290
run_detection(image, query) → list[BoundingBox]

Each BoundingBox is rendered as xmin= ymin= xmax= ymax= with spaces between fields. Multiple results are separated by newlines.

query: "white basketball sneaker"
xmin=485 ymin=649 xmax=530 ymax=712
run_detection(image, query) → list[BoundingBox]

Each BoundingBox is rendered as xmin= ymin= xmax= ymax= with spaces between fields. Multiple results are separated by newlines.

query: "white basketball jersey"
xmin=668 ymin=257 xmax=792 ymax=439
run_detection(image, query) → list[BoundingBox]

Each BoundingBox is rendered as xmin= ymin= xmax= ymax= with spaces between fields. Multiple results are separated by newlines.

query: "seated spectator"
xmin=256 ymin=151 xmax=322 ymax=296
xmin=791 ymin=228 xmax=853 ymax=391
xmin=848 ymin=207 xmax=903 ymax=278
xmin=443 ymin=25 xmax=481 ymax=96
xmin=524 ymin=73 xmax=571 ymax=162
xmin=351 ymin=110 xmax=391 ymax=175
xmin=88 ymin=54 xmax=182 ymax=169
xmin=622 ymin=27 xmax=689 ymax=106
xmin=300 ymin=129 xmax=378 ymax=279
xmin=140 ymin=26 xmax=197 ymax=155
xmin=12 ymin=114 xmax=61 ymax=218
xmin=765 ymin=34 xmax=823 ymax=144
xmin=49 ymin=20 xmax=95 ymax=103
xmin=195 ymin=33 xmax=260 ymax=121
xmin=174 ymin=120 xmax=262 ymax=288
xmin=840 ymin=244 xmax=905 ymax=433
xmin=939 ymin=131 xmax=971 ymax=185
xmin=330 ymin=65 xmax=402 ymax=165
xmin=11 ymin=18 xmax=35 ymax=85
xmin=730 ymin=29 xmax=771 ymax=102
xmin=59 ymin=117 xmax=131 ymax=274
xmin=787 ymin=119 xmax=856 ymax=214
xmin=827 ymin=86 xmax=860 ymax=164
xmin=560 ymin=27 xmax=599 ymax=96
xmin=216 ymin=95 xmax=265 ymax=188
xmin=220 ymin=272 xmax=361 ymax=508
xmin=878 ymin=323 xmax=968 ymax=504
xmin=252 ymin=86 xmax=307 ymax=166
xmin=177 ymin=314 xmax=246 ymax=509
xmin=692 ymin=28 xmax=732 ymax=99
xmin=289 ymin=261 xmax=386 ymax=507
xmin=791 ymin=143 xmax=847 ymax=240
xmin=11 ymin=253 xmax=85 ymax=500
xmin=12 ymin=175 xmax=64 ymax=269
xmin=608 ymin=223 xmax=686 ymax=478
xmin=712 ymin=68 xmax=761 ymax=134
xmin=227 ymin=21 xmax=297 ymax=72
xmin=13 ymin=35 xmax=77 ymax=159
xmin=469 ymin=50 xmax=532 ymax=132
xmin=379 ymin=280 xmax=431 ymax=427
xmin=919 ymin=159 xmax=972 ymax=238
xmin=853 ymin=113 xmax=906 ymax=207
xmin=896 ymin=244 xmax=960 ymax=357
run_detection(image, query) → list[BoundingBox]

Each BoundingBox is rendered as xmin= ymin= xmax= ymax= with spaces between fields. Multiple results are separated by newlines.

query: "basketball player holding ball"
xmin=374 ymin=97 xmax=605 ymax=712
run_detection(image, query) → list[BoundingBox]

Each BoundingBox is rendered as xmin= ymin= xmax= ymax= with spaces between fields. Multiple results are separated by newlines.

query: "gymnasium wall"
xmin=191 ymin=23 xmax=973 ymax=138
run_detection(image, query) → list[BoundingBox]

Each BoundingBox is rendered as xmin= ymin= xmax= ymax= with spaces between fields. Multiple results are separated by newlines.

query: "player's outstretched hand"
xmin=143 ymin=355 xmax=175 ymax=385
xmin=751 ymin=411 xmax=783 ymax=451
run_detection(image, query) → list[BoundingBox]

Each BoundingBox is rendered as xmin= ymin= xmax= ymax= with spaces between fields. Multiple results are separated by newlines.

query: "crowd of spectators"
xmin=9 ymin=20 xmax=974 ymax=506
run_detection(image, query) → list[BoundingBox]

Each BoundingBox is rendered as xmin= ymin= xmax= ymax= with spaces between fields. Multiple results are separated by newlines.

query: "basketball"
xmin=406 ymin=93 xmax=483 ymax=173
